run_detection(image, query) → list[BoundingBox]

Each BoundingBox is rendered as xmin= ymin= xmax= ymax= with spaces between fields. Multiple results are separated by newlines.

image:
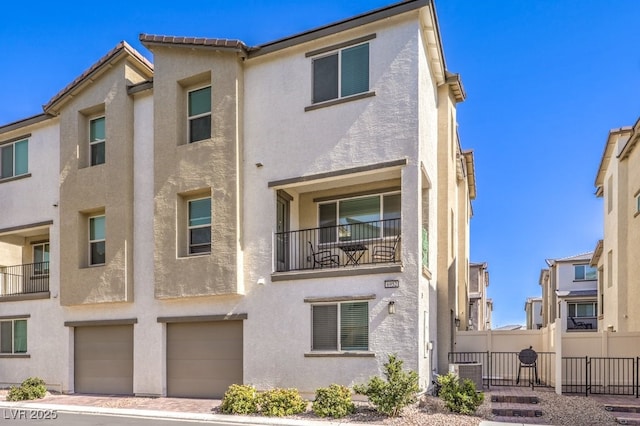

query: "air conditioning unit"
xmin=449 ymin=363 xmax=483 ymax=390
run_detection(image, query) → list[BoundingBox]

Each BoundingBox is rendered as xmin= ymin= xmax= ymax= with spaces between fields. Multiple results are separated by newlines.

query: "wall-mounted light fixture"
xmin=388 ymin=301 xmax=396 ymax=315
xmin=255 ymin=162 xmax=263 ymax=168
xmin=454 ymin=317 xmax=461 ymax=328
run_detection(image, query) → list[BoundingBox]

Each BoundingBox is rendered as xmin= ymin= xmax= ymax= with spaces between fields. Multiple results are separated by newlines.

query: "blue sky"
xmin=1 ymin=1 xmax=639 ymax=327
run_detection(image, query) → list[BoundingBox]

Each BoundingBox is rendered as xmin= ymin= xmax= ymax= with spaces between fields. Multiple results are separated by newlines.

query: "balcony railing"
xmin=275 ymin=218 xmax=401 ymax=272
xmin=0 ymin=262 xmax=49 ymax=296
xmin=567 ymin=316 xmax=597 ymax=331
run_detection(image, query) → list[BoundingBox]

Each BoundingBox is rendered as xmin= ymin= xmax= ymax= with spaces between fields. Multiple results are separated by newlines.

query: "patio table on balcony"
xmin=337 ymin=242 xmax=368 ymax=266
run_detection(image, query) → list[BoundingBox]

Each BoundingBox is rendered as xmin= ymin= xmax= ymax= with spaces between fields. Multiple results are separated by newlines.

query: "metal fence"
xmin=448 ymin=351 xmax=555 ymax=389
xmin=563 ymin=356 xmax=639 ymax=397
xmin=0 ymin=262 xmax=49 ymax=296
xmin=450 ymin=352 xmax=640 ymax=397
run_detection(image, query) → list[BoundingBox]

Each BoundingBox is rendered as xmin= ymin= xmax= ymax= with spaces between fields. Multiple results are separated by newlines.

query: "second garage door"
xmin=167 ymin=320 xmax=243 ymax=398
xmin=74 ymin=325 xmax=134 ymax=395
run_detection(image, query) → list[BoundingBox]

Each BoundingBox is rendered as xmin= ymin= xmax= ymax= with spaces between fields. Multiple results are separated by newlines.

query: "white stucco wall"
xmin=0 ymin=119 xmax=65 ymax=389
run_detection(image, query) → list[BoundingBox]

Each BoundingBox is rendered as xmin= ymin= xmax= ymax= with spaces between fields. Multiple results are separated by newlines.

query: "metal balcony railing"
xmin=0 ymin=262 xmax=49 ymax=296
xmin=274 ymin=218 xmax=401 ymax=272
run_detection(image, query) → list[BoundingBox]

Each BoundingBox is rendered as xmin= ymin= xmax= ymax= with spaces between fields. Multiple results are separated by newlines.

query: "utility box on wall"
xmin=449 ymin=363 xmax=483 ymax=390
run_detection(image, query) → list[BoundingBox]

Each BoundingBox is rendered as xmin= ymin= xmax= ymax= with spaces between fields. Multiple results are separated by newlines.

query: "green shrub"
xmin=353 ymin=354 xmax=420 ymax=417
xmin=220 ymin=384 xmax=258 ymax=415
xmin=258 ymin=388 xmax=307 ymax=417
xmin=312 ymin=384 xmax=355 ymax=418
xmin=6 ymin=377 xmax=47 ymax=401
xmin=437 ymin=372 xmax=484 ymax=415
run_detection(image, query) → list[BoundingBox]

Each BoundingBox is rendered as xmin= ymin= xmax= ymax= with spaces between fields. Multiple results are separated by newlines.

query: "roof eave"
xmin=590 ymin=239 xmax=603 ymax=267
xmin=594 ymin=126 xmax=633 ymax=190
xmin=43 ymin=42 xmax=154 ymax=115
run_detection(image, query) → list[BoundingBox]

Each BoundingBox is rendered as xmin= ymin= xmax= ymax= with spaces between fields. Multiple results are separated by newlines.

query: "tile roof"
xmin=44 ymin=41 xmax=153 ymax=114
xmin=139 ymin=34 xmax=249 ymax=52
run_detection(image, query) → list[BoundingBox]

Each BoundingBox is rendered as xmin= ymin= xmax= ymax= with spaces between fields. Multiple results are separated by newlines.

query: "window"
xmin=89 ymin=215 xmax=105 ymax=265
xmin=0 ymin=319 xmax=27 ymax=354
xmin=318 ymin=193 xmax=400 ymax=243
xmin=188 ymin=86 xmax=211 ymax=143
xmin=607 ymin=175 xmax=613 ymax=213
xmin=574 ymin=264 xmax=597 ymax=281
xmin=33 ymin=243 xmax=50 ymax=275
xmin=0 ymin=139 xmax=28 ymax=179
xmin=312 ymin=301 xmax=368 ymax=351
xmin=89 ymin=117 xmax=105 ymax=166
xmin=188 ymin=197 xmax=211 ymax=254
xmin=312 ymin=43 xmax=369 ymax=104
xmin=636 ymin=193 xmax=640 ymax=214
xmin=568 ymin=302 xmax=596 ymax=318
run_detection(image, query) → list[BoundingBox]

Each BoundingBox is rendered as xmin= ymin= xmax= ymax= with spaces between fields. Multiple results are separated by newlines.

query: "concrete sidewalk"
xmin=0 ymin=393 xmax=376 ymax=425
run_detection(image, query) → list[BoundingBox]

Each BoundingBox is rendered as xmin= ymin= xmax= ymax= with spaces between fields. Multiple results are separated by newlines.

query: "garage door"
xmin=167 ymin=321 xmax=243 ymax=398
xmin=74 ymin=325 xmax=134 ymax=395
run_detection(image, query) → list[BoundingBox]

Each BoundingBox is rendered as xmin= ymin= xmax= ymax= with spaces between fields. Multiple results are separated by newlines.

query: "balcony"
xmin=274 ymin=218 xmax=401 ymax=273
xmin=566 ymin=316 xmax=597 ymax=332
xmin=0 ymin=262 xmax=50 ymax=298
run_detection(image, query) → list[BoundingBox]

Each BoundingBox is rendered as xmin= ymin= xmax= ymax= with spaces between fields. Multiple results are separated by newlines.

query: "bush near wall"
xmin=437 ymin=372 xmax=484 ymax=415
xmin=312 ymin=384 xmax=355 ymax=418
xmin=6 ymin=377 xmax=47 ymax=401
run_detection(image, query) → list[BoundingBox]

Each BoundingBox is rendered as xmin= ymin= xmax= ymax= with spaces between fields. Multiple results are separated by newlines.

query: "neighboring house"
xmin=540 ymin=253 xmax=598 ymax=332
xmin=493 ymin=324 xmax=522 ymax=331
xmin=0 ymin=0 xmax=475 ymax=397
xmin=524 ymin=297 xmax=543 ymax=330
xmin=591 ymin=118 xmax=640 ymax=332
xmin=468 ymin=262 xmax=492 ymax=330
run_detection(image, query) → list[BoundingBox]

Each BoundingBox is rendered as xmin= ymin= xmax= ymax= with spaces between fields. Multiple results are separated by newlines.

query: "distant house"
xmin=524 ymin=297 xmax=543 ymax=330
xmin=468 ymin=262 xmax=492 ymax=330
xmin=591 ymin=118 xmax=640 ymax=332
xmin=540 ymin=253 xmax=597 ymax=332
xmin=493 ymin=324 xmax=522 ymax=331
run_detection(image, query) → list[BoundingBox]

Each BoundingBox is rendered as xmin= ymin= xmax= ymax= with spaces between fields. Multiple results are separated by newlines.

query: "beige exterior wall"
xmin=59 ymin=60 xmax=148 ymax=305
xmin=625 ymin=145 xmax=640 ymax=331
xmin=151 ymin=46 xmax=243 ymax=299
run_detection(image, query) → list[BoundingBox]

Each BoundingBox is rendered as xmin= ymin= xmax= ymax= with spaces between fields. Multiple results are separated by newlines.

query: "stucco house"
xmin=0 ymin=0 xmax=475 ymax=397
xmin=468 ymin=262 xmax=492 ymax=330
xmin=524 ymin=297 xmax=542 ymax=330
xmin=539 ymin=253 xmax=597 ymax=332
xmin=591 ymin=118 xmax=640 ymax=333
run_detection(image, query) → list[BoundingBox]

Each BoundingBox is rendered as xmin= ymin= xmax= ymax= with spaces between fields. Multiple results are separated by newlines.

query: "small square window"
xmin=89 ymin=117 xmax=105 ymax=166
xmin=574 ymin=264 xmax=597 ymax=281
xmin=188 ymin=197 xmax=211 ymax=254
xmin=89 ymin=215 xmax=106 ymax=265
xmin=188 ymin=86 xmax=211 ymax=143
xmin=312 ymin=43 xmax=369 ymax=104
xmin=311 ymin=301 xmax=368 ymax=352
xmin=0 ymin=319 xmax=27 ymax=354
xmin=0 ymin=139 xmax=28 ymax=179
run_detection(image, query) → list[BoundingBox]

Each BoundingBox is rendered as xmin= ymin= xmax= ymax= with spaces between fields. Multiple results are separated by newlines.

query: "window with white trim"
xmin=0 ymin=319 xmax=27 ymax=354
xmin=89 ymin=116 xmax=105 ymax=166
xmin=312 ymin=301 xmax=368 ymax=351
xmin=312 ymin=43 xmax=369 ymax=104
xmin=89 ymin=215 xmax=106 ymax=266
xmin=188 ymin=86 xmax=211 ymax=143
xmin=33 ymin=242 xmax=50 ymax=275
xmin=318 ymin=192 xmax=400 ymax=243
xmin=568 ymin=302 xmax=596 ymax=318
xmin=574 ymin=264 xmax=597 ymax=281
xmin=0 ymin=139 xmax=28 ymax=179
xmin=188 ymin=197 xmax=211 ymax=254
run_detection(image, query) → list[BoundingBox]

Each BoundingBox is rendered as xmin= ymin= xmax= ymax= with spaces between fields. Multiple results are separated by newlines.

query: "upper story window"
xmin=312 ymin=42 xmax=369 ymax=104
xmin=635 ymin=192 xmax=640 ymax=215
xmin=33 ymin=242 xmax=50 ymax=275
xmin=0 ymin=319 xmax=27 ymax=354
xmin=89 ymin=215 xmax=106 ymax=266
xmin=318 ymin=192 xmax=400 ymax=243
xmin=0 ymin=139 xmax=28 ymax=179
xmin=89 ymin=116 xmax=105 ymax=166
xmin=568 ymin=302 xmax=596 ymax=318
xmin=188 ymin=197 xmax=211 ymax=254
xmin=574 ymin=264 xmax=597 ymax=281
xmin=188 ymin=86 xmax=211 ymax=143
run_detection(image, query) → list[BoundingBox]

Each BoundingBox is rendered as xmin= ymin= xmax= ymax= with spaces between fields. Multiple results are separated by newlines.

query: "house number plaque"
xmin=384 ymin=280 xmax=399 ymax=288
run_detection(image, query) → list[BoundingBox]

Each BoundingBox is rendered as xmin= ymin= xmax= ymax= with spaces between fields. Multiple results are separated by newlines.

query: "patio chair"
xmin=372 ymin=235 xmax=400 ymax=263
xmin=308 ymin=242 xmax=339 ymax=269
xmin=570 ymin=316 xmax=592 ymax=329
